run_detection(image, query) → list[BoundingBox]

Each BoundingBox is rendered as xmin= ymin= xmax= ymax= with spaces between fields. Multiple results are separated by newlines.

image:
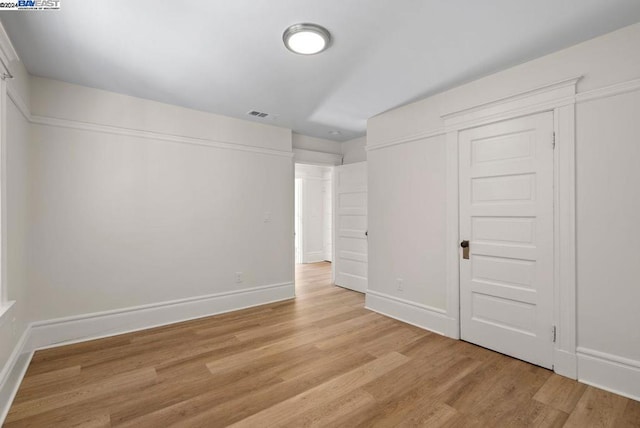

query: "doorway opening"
xmin=294 ymin=164 xmax=334 ymax=293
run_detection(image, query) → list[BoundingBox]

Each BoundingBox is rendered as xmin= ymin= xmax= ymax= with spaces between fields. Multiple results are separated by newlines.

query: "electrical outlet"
xmin=264 ymin=211 xmax=271 ymax=223
xmin=235 ymin=272 xmax=243 ymax=283
xmin=396 ymin=278 xmax=404 ymax=292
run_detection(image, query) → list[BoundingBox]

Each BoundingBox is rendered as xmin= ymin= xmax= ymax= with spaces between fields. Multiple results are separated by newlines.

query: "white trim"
xmin=0 ymin=299 xmax=13 ymax=323
xmin=25 ymin=281 xmax=294 ymax=352
xmin=5 ymin=86 xmax=29 ymax=122
xmin=302 ymin=251 xmax=325 ymax=264
xmin=0 ymin=23 xmax=19 ymax=64
xmin=364 ymin=77 xmax=640 ymax=155
xmin=576 ymin=78 xmax=640 ymax=104
xmin=441 ymin=77 xmax=581 ymax=127
xmin=577 ymin=347 xmax=640 ymax=401
xmin=365 ymin=290 xmax=457 ymax=337
xmin=0 ymin=322 xmax=29 ymax=396
xmin=31 ymin=115 xmax=294 ymax=158
xmin=442 ymin=77 xmax=580 ymax=378
xmin=366 ymin=128 xmax=445 ymax=151
xmin=554 ymin=349 xmax=578 ymax=379
xmin=293 ymin=148 xmax=342 ymax=165
xmin=552 ymin=102 xmax=578 ymax=379
xmin=444 ymin=130 xmax=460 ymax=340
xmin=0 ymin=328 xmax=31 ymax=425
xmin=0 ymin=79 xmax=6 ymax=307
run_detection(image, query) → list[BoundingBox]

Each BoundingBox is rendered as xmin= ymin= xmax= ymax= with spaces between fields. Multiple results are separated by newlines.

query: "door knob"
xmin=460 ymin=240 xmax=470 ymax=259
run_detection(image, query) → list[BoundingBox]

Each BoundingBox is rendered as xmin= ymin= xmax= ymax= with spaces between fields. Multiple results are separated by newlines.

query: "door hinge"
xmin=552 ymin=132 xmax=556 ymax=149
xmin=551 ymin=325 xmax=557 ymax=343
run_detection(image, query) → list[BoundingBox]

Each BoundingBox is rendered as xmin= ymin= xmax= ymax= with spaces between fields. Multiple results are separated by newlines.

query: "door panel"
xmin=323 ymin=179 xmax=332 ymax=262
xmin=334 ymin=162 xmax=367 ymax=293
xmin=459 ymin=112 xmax=554 ymax=369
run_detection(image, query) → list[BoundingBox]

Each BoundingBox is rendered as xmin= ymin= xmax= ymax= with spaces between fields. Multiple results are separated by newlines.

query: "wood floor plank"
xmin=564 ymin=386 xmax=629 ymax=428
xmin=358 ymin=354 xmax=482 ymax=427
xmin=394 ymin=401 xmax=459 ymax=428
xmin=125 ymin=348 xmax=375 ymax=427
xmin=205 ymin=312 xmax=378 ymax=375
xmin=6 ymin=367 xmax=157 ymax=423
xmin=618 ymin=399 xmax=640 ymax=427
xmin=456 ymin=359 xmax=552 ymax=426
xmin=279 ymin=389 xmax=377 ymax=428
xmin=6 ymin=409 xmax=112 ymax=428
xmin=5 ymin=262 xmax=639 ymax=427
xmin=534 ymin=373 xmax=589 ymax=413
xmin=504 ymin=400 xmax=569 ymax=428
xmin=226 ymin=351 xmax=410 ymax=427
xmin=12 ymin=365 xmax=82 ymax=402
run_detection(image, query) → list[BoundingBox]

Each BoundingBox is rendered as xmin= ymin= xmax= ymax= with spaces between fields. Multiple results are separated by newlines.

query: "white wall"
xmin=295 ymin=164 xmax=332 ymax=264
xmin=368 ymin=135 xmax=446 ymax=309
xmin=341 ymin=136 xmax=367 ymax=164
xmin=367 ymin=22 xmax=640 ymax=399
xmin=576 ymin=90 xmax=640 ymax=361
xmin=27 ymin=78 xmax=295 ymax=321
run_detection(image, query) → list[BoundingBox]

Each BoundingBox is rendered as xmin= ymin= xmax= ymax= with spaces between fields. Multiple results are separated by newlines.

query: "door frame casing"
xmin=442 ymin=77 xmax=580 ymax=378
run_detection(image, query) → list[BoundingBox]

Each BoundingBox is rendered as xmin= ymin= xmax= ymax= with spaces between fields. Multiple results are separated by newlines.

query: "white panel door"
xmin=459 ymin=112 xmax=554 ymax=369
xmin=334 ymin=162 xmax=367 ymax=293
xmin=323 ymin=178 xmax=333 ymax=262
xmin=294 ymin=179 xmax=303 ymax=264
xmin=302 ymin=178 xmax=325 ymax=263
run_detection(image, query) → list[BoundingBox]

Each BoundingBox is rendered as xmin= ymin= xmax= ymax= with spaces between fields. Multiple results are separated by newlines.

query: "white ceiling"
xmin=2 ymin=1 xmax=640 ymax=141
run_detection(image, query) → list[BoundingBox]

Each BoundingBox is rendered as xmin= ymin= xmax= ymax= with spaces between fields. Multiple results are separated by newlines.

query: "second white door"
xmin=334 ymin=162 xmax=368 ymax=293
xmin=459 ymin=112 xmax=555 ymax=369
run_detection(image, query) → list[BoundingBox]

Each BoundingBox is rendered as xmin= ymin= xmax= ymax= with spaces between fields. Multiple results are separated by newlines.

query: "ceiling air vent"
xmin=247 ymin=110 xmax=269 ymax=118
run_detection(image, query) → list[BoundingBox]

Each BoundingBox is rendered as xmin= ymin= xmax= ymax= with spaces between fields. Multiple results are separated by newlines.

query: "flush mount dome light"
xmin=283 ymin=23 xmax=331 ymax=55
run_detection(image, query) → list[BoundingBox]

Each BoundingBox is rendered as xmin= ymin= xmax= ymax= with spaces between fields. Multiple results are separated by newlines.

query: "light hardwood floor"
xmin=5 ymin=262 xmax=640 ymax=427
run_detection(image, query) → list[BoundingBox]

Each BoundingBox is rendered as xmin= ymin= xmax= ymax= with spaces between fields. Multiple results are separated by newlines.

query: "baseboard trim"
xmin=577 ymin=347 xmax=640 ymax=401
xmin=0 ymin=328 xmax=33 ymax=424
xmin=365 ymin=290 xmax=456 ymax=338
xmin=26 ymin=282 xmax=295 ymax=352
xmin=554 ymin=348 xmax=578 ymax=379
xmin=302 ymin=252 xmax=325 ymax=264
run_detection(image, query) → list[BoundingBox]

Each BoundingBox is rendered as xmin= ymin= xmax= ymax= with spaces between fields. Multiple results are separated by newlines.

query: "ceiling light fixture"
xmin=283 ymin=23 xmax=331 ymax=55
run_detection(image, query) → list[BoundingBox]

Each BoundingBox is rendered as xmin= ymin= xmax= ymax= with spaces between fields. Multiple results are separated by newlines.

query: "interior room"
xmin=0 ymin=1 xmax=639 ymax=426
